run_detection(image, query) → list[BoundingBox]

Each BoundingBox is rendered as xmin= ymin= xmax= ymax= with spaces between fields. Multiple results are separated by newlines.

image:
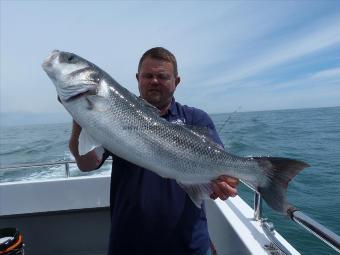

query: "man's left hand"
xmin=210 ymin=175 xmax=239 ymax=200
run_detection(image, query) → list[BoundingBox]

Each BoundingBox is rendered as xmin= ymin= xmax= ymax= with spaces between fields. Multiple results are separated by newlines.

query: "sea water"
xmin=1 ymin=106 xmax=339 ymax=255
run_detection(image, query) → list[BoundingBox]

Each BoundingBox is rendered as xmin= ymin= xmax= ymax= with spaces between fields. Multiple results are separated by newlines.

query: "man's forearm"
xmin=69 ymin=120 xmax=102 ymax=171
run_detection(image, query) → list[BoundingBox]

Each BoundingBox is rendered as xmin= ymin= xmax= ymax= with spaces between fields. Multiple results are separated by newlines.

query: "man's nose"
xmin=150 ymin=75 xmax=160 ymax=84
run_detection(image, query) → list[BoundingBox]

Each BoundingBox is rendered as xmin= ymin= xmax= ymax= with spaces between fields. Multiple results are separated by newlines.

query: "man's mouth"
xmin=148 ymin=89 xmax=161 ymax=93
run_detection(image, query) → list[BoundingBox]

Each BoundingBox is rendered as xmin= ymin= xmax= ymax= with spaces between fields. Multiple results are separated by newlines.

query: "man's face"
xmin=137 ymin=57 xmax=180 ymax=109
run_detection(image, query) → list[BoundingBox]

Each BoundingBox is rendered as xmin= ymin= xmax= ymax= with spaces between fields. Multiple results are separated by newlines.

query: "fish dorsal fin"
xmin=181 ymin=124 xmax=224 ymax=150
xmin=137 ymin=96 xmax=160 ymax=116
xmin=78 ymin=129 xmax=103 ymax=155
xmin=185 ymin=125 xmax=211 ymax=138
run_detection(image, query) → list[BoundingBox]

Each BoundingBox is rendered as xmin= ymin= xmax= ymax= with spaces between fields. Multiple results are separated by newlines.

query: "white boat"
xmin=0 ymin=161 xmax=339 ymax=255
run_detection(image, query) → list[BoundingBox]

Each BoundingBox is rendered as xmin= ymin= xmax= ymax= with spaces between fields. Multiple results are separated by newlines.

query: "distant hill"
xmin=0 ymin=112 xmax=71 ymax=127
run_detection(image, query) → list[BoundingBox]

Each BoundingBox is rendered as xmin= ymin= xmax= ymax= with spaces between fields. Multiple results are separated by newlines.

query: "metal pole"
xmin=288 ymin=207 xmax=340 ymax=253
xmin=254 ymin=192 xmax=262 ymax=220
xmin=65 ymin=163 xmax=70 ymax=178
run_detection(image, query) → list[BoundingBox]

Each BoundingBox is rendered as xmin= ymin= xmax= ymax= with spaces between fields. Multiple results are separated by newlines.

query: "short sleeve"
xmin=95 ymin=148 xmax=112 ymax=170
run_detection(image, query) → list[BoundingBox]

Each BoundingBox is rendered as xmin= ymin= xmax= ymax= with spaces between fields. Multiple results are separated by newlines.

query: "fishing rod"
xmin=217 ymin=106 xmax=242 ymax=134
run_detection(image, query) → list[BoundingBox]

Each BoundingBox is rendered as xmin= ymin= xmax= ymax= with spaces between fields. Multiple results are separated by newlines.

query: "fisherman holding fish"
xmin=69 ymin=47 xmax=238 ymax=255
xmin=44 ymin=47 xmax=308 ymax=255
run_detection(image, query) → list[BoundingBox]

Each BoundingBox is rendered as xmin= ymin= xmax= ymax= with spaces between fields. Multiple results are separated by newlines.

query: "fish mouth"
xmin=42 ymin=49 xmax=60 ymax=70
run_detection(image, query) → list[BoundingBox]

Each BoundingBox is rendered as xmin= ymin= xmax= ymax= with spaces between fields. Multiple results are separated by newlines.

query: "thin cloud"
xmin=1 ymin=1 xmax=339 ymax=115
xmin=203 ymin=15 xmax=340 ymax=88
xmin=310 ymin=67 xmax=340 ymax=80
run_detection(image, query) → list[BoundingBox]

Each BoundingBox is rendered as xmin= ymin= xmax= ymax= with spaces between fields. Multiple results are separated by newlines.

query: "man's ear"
xmin=136 ymin=73 xmax=139 ymax=82
xmin=175 ymin=76 xmax=181 ymax=87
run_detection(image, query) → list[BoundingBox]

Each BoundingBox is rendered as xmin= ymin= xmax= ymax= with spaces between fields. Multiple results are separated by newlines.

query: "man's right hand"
xmin=210 ymin=175 xmax=239 ymax=201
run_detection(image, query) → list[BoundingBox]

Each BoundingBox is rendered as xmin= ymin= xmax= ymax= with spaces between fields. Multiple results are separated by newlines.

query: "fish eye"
xmin=90 ymin=73 xmax=101 ymax=82
xmin=68 ymin=55 xmax=75 ymax=62
xmin=59 ymin=52 xmax=77 ymax=64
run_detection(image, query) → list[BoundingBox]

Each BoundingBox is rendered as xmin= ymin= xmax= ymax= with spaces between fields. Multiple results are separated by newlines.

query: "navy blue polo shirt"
xmin=101 ymin=98 xmax=223 ymax=255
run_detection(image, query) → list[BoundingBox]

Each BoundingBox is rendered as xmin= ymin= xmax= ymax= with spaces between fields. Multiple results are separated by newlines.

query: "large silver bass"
xmin=42 ymin=50 xmax=309 ymax=214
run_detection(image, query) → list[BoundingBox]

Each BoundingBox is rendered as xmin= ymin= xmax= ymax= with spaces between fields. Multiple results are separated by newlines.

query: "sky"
xmin=1 ymin=0 xmax=339 ymax=122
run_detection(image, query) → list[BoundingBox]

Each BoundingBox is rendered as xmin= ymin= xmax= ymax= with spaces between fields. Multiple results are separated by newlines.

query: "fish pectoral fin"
xmin=86 ymin=95 xmax=109 ymax=112
xmin=178 ymin=182 xmax=213 ymax=208
xmin=78 ymin=129 xmax=103 ymax=156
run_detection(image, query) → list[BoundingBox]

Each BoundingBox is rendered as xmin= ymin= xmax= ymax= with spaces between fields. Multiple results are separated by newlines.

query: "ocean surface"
xmin=1 ymin=106 xmax=339 ymax=254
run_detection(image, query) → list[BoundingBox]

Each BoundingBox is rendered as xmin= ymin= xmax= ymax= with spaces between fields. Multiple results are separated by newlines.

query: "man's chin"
xmin=144 ymin=96 xmax=161 ymax=107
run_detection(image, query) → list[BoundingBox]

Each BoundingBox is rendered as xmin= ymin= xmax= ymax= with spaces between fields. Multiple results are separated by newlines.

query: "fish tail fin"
xmin=254 ymin=157 xmax=309 ymax=213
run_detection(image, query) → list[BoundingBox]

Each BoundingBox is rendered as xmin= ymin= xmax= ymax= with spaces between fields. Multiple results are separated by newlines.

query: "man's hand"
xmin=210 ymin=175 xmax=239 ymax=200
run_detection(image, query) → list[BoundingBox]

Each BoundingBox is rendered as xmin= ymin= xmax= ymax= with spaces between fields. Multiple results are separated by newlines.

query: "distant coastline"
xmin=0 ymin=111 xmax=71 ymax=127
xmin=1 ymin=105 xmax=339 ymax=127
xmin=210 ymin=105 xmax=340 ymax=116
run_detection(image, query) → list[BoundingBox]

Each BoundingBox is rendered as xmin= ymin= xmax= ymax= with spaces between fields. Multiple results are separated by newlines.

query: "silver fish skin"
xmin=42 ymin=50 xmax=309 ymax=214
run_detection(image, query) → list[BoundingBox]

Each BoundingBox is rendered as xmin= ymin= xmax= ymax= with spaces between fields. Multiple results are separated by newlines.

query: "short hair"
xmin=138 ymin=47 xmax=178 ymax=77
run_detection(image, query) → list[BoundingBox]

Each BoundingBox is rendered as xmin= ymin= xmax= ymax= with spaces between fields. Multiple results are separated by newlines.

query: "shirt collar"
xmin=167 ymin=97 xmax=178 ymax=116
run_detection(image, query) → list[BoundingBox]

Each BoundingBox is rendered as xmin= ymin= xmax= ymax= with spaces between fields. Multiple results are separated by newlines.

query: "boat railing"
xmin=240 ymin=180 xmax=340 ymax=254
xmin=0 ymin=160 xmax=76 ymax=178
xmin=0 ymin=161 xmax=339 ymax=254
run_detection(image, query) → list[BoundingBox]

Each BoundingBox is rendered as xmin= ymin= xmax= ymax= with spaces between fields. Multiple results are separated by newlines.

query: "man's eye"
xmin=141 ymin=73 xmax=170 ymax=80
xmin=142 ymin=73 xmax=153 ymax=79
xmin=158 ymin=74 xmax=169 ymax=80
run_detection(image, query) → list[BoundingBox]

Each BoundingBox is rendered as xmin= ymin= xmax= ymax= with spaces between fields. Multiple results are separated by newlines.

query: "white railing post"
xmin=65 ymin=162 xmax=70 ymax=178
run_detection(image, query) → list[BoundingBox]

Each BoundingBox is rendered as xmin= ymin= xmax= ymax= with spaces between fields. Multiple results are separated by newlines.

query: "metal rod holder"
xmin=254 ymin=192 xmax=262 ymax=220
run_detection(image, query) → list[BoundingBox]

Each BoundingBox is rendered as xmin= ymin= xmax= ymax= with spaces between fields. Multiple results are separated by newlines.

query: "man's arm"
xmin=69 ymin=120 xmax=103 ymax=171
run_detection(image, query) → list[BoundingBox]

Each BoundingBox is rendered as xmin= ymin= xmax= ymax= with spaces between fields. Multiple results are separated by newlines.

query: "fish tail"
xmin=254 ymin=157 xmax=309 ymax=213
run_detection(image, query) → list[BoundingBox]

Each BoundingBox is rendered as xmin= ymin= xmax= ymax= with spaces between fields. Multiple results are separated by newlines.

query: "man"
xmin=69 ymin=47 xmax=238 ymax=255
